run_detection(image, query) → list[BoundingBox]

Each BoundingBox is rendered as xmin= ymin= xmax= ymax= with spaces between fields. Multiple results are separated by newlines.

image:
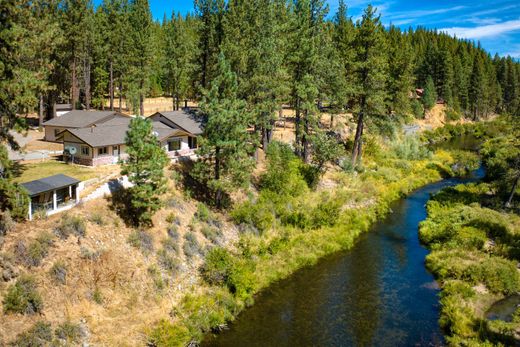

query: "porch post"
xmin=28 ymin=201 xmax=32 ymax=221
xmin=69 ymin=185 xmax=72 ymax=198
xmin=53 ymin=190 xmax=57 ymax=211
xmin=75 ymin=185 xmax=80 ymax=203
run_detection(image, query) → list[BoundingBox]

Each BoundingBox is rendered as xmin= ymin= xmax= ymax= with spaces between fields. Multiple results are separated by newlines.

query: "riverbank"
xmin=420 ymin=182 xmax=520 ymax=345
xmin=419 ymin=121 xmax=520 ymax=346
xmin=149 ymin=137 xmax=474 ymax=346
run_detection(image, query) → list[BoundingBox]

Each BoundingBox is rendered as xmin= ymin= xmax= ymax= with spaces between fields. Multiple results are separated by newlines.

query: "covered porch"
xmin=21 ymin=174 xmax=81 ymax=220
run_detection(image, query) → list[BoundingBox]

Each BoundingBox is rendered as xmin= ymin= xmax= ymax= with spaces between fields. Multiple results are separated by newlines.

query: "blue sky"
xmin=96 ymin=0 xmax=520 ymax=58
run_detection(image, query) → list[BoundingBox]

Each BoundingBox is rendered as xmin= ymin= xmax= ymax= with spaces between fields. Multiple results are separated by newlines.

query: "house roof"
xmin=43 ymin=110 xmax=124 ymax=128
xmin=21 ymin=174 xmax=80 ymax=197
xmin=152 ymin=110 xmax=204 ymax=135
xmin=63 ymin=119 xmax=186 ymax=147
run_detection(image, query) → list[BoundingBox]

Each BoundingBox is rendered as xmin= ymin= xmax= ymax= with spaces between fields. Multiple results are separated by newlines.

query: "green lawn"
xmin=13 ymin=160 xmax=116 ymax=183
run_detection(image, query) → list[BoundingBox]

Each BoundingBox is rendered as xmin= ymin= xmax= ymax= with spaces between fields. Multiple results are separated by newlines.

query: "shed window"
xmin=168 ymin=139 xmax=181 ymax=151
xmin=98 ymin=147 xmax=108 ymax=155
xmin=81 ymin=146 xmax=90 ymax=156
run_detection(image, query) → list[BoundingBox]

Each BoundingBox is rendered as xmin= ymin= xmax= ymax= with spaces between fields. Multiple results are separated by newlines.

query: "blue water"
xmin=203 ymin=167 xmax=485 ymax=347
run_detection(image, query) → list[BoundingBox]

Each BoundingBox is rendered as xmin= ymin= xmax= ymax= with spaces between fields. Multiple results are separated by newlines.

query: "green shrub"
xmin=412 ymin=99 xmax=424 ymax=119
xmin=148 ymin=265 xmax=166 ymax=291
xmin=148 ymin=319 xmax=191 ymax=347
xmin=0 ymin=210 xmax=15 ymax=237
xmin=467 ymin=257 xmax=520 ymax=294
xmin=3 ymin=275 xmax=43 ymax=314
xmin=392 ymin=135 xmax=432 ymax=160
xmin=165 ymin=212 xmax=179 ymax=225
xmin=157 ymin=249 xmax=181 ymax=276
xmin=195 ymin=203 xmax=211 ymax=223
xmin=49 ymin=261 xmax=67 ymax=284
xmin=161 ymin=237 xmax=180 ymax=255
xmin=201 ymin=225 xmax=222 ymax=244
xmin=128 ymin=230 xmax=154 ymax=254
xmin=261 ymin=141 xmax=309 ymax=196
xmin=10 ymin=321 xmax=52 ymax=347
xmin=450 ymin=150 xmax=480 ymax=176
xmin=89 ymin=212 xmax=106 ymax=226
xmin=201 ymin=248 xmax=233 ymax=286
xmin=183 ymin=232 xmax=202 ymax=258
xmin=54 ymin=214 xmax=86 ymax=239
xmin=310 ymin=196 xmax=342 ymax=229
xmin=55 ymin=321 xmax=81 ymax=344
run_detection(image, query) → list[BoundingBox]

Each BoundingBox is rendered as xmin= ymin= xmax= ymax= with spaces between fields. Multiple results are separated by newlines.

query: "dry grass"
xmin=0 ymin=180 xmax=239 ymax=346
xmin=104 ymin=97 xmax=199 ymax=117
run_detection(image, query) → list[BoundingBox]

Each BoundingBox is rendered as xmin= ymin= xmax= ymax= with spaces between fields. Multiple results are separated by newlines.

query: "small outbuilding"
xmin=21 ymin=174 xmax=81 ymax=220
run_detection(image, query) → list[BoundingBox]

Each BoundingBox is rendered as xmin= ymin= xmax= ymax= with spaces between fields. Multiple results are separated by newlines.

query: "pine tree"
xmin=386 ymin=26 xmax=415 ymax=115
xmin=194 ymin=0 xmax=225 ymax=92
xmin=128 ymin=0 xmax=153 ymax=115
xmin=469 ymin=53 xmax=487 ymax=120
xmin=192 ymin=53 xmax=255 ymax=208
xmin=0 ymin=0 xmax=30 ymax=220
xmin=333 ymin=0 xmax=355 ymax=111
xmin=164 ymin=13 xmax=198 ymax=110
xmin=351 ymin=5 xmax=388 ymax=165
xmin=288 ymin=0 xmax=328 ymax=162
xmin=422 ymin=75 xmax=437 ymax=111
xmin=121 ymin=117 xmax=168 ymax=226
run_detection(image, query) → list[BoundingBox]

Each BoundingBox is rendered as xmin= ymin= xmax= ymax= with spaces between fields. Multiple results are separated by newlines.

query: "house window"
xmin=188 ymin=137 xmax=197 ymax=149
xmin=81 ymin=146 xmax=90 ymax=156
xmin=98 ymin=147 xmax=108 ymax=156
xmin=54 ymin=129 xmax=61 ymax=137
xmin=168 ymin=139 xmax=181 ymax=151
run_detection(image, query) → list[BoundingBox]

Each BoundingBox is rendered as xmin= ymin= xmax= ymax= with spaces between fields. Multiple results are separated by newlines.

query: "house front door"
xmin=113 ymin=145 xmax=119 ymax=157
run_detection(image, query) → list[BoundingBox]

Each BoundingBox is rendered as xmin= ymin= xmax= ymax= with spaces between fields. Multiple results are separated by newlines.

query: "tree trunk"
xmin=139 ymin=78 xmax=144 ymax=116
xmin=352 ymin=111 xmax=364 ymax=165
xmin=109 ymin=61 xmax=114 ymax=111
xmin=119 ymin=78 xmax=123 ymax=112
xmin=506 ymin=173 xmax=520 ymax=208
xmin=71 ymin=57 xmax=79 ymax=109
xmin=303 ymin=111 xmax=310 ymax=163
xmin=38 ymin=94 xmax=44 ymax=130
xmin=84 ymin=58 xmax=91 ymax=110
xmin=330 ymin=114 xmax=334 ymax=128
xmin=295 ymin=99 xmax=301 ymax=157
xmin=215 ymin=146 xmax=221 ymax=207
xmin=175 ymin=95 xmax=180 ymax=111
xmin=262 ymin=127 xmax=268 ymax=151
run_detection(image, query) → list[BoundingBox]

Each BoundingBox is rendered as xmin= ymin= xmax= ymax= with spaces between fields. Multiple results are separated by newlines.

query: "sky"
xmin=97 ymin=0 xmax=520 ymax=59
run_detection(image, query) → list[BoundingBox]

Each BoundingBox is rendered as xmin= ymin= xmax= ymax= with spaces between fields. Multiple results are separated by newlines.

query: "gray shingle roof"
xmin=65 ymin=119 xmax=185 ymax=147
xmin=154 ymin=110 xmax=204 ymax=135
xmin=21 ymin=174 xmax=80 ymax=196
xmin=43 ymin=110 xmax=123 ymax=128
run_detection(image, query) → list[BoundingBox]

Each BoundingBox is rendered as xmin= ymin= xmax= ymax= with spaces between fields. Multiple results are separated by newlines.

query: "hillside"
xmin=0 ymin=183 xmax=239 ymax=345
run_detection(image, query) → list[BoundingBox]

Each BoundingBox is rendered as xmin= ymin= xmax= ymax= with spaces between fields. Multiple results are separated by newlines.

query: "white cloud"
xmin=385 ymin=5 xmax=466 ymax=21
xmin=440 ymin=19 xmax=520 ymax=39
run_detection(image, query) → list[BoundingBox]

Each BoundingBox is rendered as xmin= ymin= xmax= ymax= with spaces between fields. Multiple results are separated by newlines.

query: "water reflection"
xmin=204 ymin=170 xmax=485 ymax=347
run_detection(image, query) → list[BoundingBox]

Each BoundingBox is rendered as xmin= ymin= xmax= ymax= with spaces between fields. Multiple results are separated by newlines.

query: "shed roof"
xmin=43 ymin=110 xmax=124 ymax=128
xmin=153 ymin=110 xmax=204 ymax=135
xmin=21 ymin=174 xmax=80 ymax=197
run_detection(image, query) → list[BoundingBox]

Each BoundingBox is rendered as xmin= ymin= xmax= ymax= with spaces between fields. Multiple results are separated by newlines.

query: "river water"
xmin=204 ymin=166 xmax=485 ymax=347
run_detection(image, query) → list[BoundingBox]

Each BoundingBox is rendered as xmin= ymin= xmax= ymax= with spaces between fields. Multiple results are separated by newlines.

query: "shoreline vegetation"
xmin=419 ymin=119 xmax=520 ymax=346
xmin=148 ymin=125 xmax=490 ymax=346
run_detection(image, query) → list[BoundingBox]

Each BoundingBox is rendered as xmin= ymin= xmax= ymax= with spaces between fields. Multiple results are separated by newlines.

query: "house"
xmin=149 ymin=110 xmax=204 ymax=150
xmin=21 ymin=174 xmax=81 ymax=220
xmin=58 ymin=111 xmax=203 ymax=166
xmin=42 ymin=110 xmax=128 ymax=142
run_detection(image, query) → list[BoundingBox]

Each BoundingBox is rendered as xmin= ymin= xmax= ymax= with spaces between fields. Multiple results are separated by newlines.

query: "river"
xmin=203 ymin=166 xmax=485 ymax=347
